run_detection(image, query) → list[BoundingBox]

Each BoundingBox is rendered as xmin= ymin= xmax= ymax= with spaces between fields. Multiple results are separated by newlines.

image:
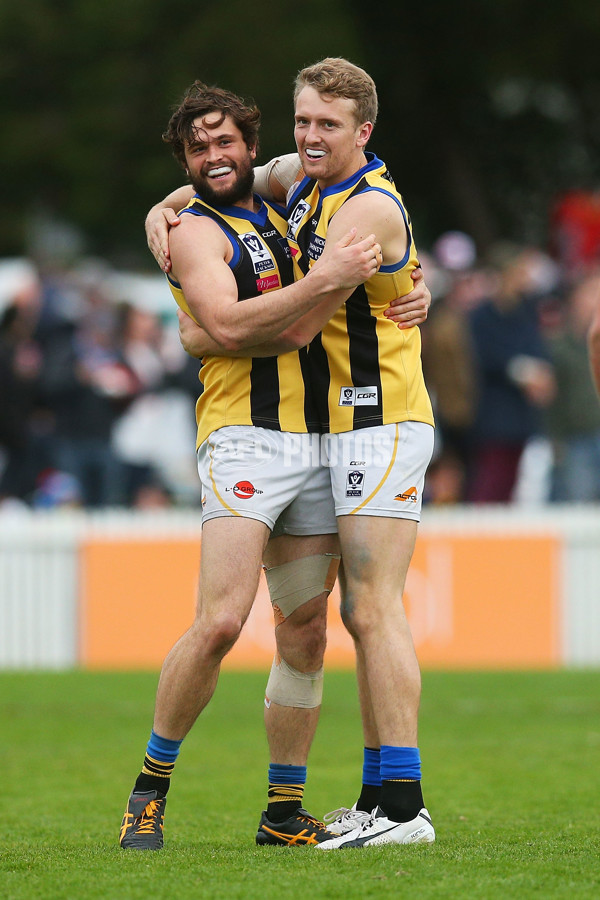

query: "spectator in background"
xmin=466 ymin=243 xmax=556 ymax=503
xmin=0 ymin=277 xmax=53 ymax=505
xmin=111 ymin=302 xmax=199 ymax=506
xmin=588 ymin=280 xmax=600 ymax=400
xmin=545 ymin=272 xmax=600 ymax=502
xmin=36 ymin=269 xmax=130 ymax=508
xmin=421 ymin=236 xmax=487 ymax=504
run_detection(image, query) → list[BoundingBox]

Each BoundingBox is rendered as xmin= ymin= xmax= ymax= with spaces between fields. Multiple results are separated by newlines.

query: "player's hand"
xmin=177 ymin=307 xmax=207 ymax=357
xmin=322 ymin=228 xmax=383 ymax=289
xmin=145 ymin=206 xmax=181 ymax=273
xmin=384 ymin=267 xmax=431 ymax=329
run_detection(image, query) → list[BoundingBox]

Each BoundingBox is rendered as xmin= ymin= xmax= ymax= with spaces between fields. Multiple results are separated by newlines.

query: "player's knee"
xmin=265 ymin=655 xmax=324 ymax=709
xmin=276 ymin=613 xmax=327 ymax=671
xmin=200 ymin=611 xmax=244 ymax=659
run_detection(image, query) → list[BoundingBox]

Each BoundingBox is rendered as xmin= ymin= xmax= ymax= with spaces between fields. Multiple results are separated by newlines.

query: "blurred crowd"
xmin=0 ymin=259 xmax=202 ymax=511
xmin=2 ymin=194 xmax=600 ymax=511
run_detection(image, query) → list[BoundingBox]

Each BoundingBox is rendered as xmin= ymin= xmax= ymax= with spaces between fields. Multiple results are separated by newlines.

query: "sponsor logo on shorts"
xmin=346 ymin=469 xmax=365 ymax=498
xmin=226 ymin=480 xmax=264 ymax=499
xmin=339 ymin=386 xmax=378 ymax=406
xmin=394 ymin=486 xmax=418 ymax=502
xmin=201 ymin=495 xmax=207 ymax=508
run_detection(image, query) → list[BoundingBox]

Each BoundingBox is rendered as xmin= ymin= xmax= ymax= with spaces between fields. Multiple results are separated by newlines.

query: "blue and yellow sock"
xmin=266 ymin=763 xmax=307 ymax=823
xmin=134 ymin=730 xmax=183 ymax=796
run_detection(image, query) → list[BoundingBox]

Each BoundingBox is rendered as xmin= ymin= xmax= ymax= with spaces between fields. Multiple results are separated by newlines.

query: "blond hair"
xmin=294 ymin=57 xmax=378 ymax=126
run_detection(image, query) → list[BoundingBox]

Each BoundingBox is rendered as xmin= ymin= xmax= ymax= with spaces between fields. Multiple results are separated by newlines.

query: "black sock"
xmin=379 ymin=779 xmax=424 ymax=822
xmin=356 ymin=783 xmax=381 ymax=813
xmin=134 ymin=772 xmax=170 ymax=796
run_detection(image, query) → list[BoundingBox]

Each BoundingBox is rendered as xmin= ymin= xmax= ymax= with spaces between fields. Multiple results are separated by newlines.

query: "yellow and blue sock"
xmin=266 ymin=763 xmax=306 ymax=823
xmin=134 ymin=730 xmax=183 ymax=796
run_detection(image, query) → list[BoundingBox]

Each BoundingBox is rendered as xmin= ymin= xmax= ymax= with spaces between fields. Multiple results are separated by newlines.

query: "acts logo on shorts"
xmin=226 ymin=481 xmax=264 ymax=500
xmin=339 ymin=387 xmax=378 ymax=406
xmin=394 ymin=486 xmax=418 ymax=503
xmin=346 ymin=469 xmax=365 ymax=498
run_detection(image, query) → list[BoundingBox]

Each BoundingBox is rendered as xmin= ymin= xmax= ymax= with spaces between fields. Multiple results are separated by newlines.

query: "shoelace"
xmin=323 ymin=807 xmax=369 ymax=827
xmin=298 ymin=813 xmax=327 ymax=829
xmin=136 ymin=800 xmax=162 ymax=834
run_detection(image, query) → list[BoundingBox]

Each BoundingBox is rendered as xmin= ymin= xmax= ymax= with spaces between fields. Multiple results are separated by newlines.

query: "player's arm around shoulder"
xmin=327 ymin=190 xmax=408 ymax=266
xmin=169 ymin=214 xmax=241 ymax=350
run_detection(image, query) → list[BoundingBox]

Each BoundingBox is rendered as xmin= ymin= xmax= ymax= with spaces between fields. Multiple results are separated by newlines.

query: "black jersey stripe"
xmin=249 ymin=356 xmax=282 ymax=429
xmin=305 ymin=335 xmax=331 ymax=432
xmin=344 ymin=284 xmax=384 ymax=427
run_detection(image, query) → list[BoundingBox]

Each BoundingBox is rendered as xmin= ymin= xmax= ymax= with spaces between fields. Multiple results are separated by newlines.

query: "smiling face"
xmin=183 ymin=112 xmax=256 ymax=208
xmin=293 ymin=86 xmax=373 ymax=189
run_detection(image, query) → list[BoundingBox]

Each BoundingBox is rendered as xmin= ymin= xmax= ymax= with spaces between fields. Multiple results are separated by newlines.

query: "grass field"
xmin=2 ymin=669 xmax=600 ymax=899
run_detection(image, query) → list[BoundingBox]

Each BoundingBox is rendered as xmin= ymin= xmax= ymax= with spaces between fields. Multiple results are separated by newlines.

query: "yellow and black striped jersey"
xmin=167 ymin=194 xmax=318 ymax=447
xmin=287 ymin=152 xmax=434 ymax=434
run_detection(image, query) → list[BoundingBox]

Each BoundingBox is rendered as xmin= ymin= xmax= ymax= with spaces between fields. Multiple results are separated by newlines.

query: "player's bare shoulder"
xmin=331 ymin=191 xmax=407 ymax=264
xmin=170 ymin=210 xmax=231 ymax=267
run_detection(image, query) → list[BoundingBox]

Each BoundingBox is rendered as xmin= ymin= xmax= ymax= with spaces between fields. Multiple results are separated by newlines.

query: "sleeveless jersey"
xmin=286 ymin=152 xmax=434 ymax=434
xmin=167 ymin=195 xmax=317 ymax=447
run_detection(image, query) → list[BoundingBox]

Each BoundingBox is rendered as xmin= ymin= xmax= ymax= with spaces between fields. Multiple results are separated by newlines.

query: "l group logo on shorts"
xmin=339 ymin=386 xmax=379 ymax=406
xmin=346 ymin=469 xmax=365 ymax=498
xmin=394 ymin=486 xmax=418 ymax=503
xmin=226 ymin=481 xmax=264 ymax=500
xmin=239 ymin=232 xmax=275 ymax=274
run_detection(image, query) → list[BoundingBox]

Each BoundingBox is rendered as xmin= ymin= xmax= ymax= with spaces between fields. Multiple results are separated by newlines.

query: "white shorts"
xmin=322 ymin=422 xmax=434 ymax=521
xmin=197 ymin=426 xmax=337 ymax=535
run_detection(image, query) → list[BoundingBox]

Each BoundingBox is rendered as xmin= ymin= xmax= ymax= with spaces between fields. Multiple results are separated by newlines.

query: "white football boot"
xmin=322 ymin=803 xmax=373 ymax=835
xmin=316 ymin=806 xmax=435 ymax=849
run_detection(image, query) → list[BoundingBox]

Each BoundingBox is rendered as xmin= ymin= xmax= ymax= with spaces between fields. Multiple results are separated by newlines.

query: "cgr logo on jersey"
xmin=339 ymin=386 xmax=379 ymax=406
xmin=394 ymin=486 xmax=418 ymax=503
xmin=240 ymin=232 xmax=275 ymax=274
xmin=346 ymin=469 xmax=365 ymax=498
xmin=287 ymin=200 xmax=310 ymax=240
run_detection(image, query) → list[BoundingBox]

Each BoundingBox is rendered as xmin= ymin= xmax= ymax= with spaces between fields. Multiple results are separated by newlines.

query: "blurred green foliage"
xmin=1 ymin=0 xmax=600 ymax=267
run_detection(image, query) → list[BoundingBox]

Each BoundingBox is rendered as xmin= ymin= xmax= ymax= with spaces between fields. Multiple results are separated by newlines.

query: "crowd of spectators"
xmin=0 ymin=258 xmax=202 ymax=511
xmin=2 ymin=206 xmax=600 ymax=511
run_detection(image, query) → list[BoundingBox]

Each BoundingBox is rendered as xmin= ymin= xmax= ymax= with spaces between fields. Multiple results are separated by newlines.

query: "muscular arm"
xmin=170 ymin=215 xmax=380 ymax=352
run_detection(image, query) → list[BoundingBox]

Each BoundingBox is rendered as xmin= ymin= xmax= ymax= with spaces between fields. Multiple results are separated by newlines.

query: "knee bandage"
xmin=263 ymin=554 xmax=339 ymax=708
xmin=265 ymin=655 xmax=324 ymax=709
xmin=265 ymin=553 xmax=340 ymax=623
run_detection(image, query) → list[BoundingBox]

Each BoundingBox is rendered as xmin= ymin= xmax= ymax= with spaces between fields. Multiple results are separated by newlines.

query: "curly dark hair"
xmin=163 ymin=80 xmax=261 ymax=169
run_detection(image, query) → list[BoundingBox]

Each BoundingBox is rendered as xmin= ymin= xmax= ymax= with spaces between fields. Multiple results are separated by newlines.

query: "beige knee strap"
xmin=265 ymin=554 xmax=340 ymax=623
xmin=265 ymin=656 xmax=324 ymax=709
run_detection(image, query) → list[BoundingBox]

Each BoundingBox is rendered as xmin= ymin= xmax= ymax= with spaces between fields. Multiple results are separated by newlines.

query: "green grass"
xmin=2 ymin=670 xmax=600 ymax=899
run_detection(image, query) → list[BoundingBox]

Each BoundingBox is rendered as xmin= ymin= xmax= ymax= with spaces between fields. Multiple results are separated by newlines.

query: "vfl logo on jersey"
xmin=287 ymin=199 xmax=310 ymax=240
xmin=394 ymin=486 xmax=418 ymax=503
xmin=339 ymin=386 xmax=379 ymax=406
xmin=346 ymin=469 xmax=365 ymax=498
xmin=239 ymin=232 xmax=275 ymax=274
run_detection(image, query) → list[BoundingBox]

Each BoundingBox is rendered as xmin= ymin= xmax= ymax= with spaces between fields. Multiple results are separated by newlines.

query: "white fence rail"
xmin=0 ymin=506 xmax=599 ymax=669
